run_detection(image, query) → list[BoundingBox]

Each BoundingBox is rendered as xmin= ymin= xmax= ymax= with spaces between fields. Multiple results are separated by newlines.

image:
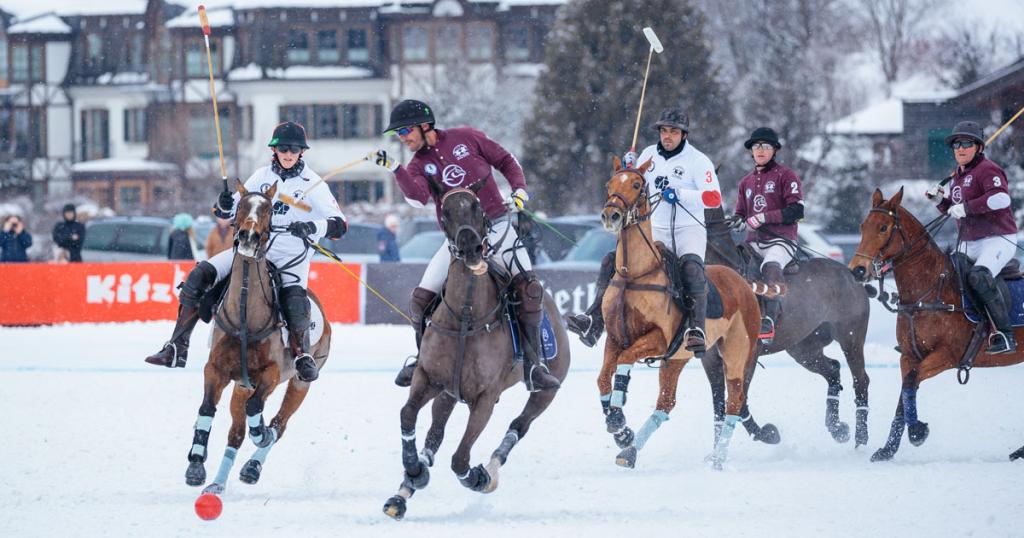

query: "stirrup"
xmin=758 ymin=318 xmax=776 ymax=341
xmin=148 ymin=341 xmax=187 ymax=368
xmin=525 ymin=363 xmax=559 ymax=393
xmin=986 ymin=331 xmax=1014 ymax=355
xmin=684 ymin=327 xmax=707 ymax=354
xmin=566 ymin=313 xmax=593 ymax=335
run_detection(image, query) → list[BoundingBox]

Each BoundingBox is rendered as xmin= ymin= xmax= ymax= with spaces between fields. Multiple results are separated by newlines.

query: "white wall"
xmin=44 ymin=41 xmax=71 ymax=85
xmin=68 ymin=87 xmax=153 ymax=162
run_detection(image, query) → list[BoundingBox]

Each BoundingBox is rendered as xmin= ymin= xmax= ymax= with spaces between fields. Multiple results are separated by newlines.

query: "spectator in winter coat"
xmin=0 ymin=215 xmax=32 ymax=262
xmin=52 ymin=203 xmax=85 ymax=262
xmin=378 ymin=214 xmax=401 ymax=262
xmin=167 ymin=213 xmax=196 ymax=260
xmin=204 ymin=217 xmax=234 ymax=258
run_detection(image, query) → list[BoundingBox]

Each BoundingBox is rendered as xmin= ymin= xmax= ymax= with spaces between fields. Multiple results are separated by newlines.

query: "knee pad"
xmin=180 ymin=261 xmax=218 ymax=306
xmin=967 ymin=266 xmax=997 ymax=301
xmin=279 ymin=285 xmax=310 ymax=331
xmin=410 ymin=287 xmax=439 ymax=320
xmin=513 ymin=273 xmax=544 ymax=323
xmin=679 ymin=254 xmax=706 ymax=294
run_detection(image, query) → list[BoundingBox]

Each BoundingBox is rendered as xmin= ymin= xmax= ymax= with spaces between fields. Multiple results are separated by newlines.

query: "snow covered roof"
xmin=955 ymin=57 xmax=1024 ymax=98
xmin=191 ymin=0 xmax=562 ymax=10
xmin=7 ymin=13 xmax=72 ymax=34
xmin=827 ymin=98 xmax=904 ymax=136
xmin=0 ymin=1 xmax=148 ymax=20
xmin=72 ymin=159 xmax=178 ymax=173
xmin=166 ymin=7 xmax=234 ymax=29
xmin=227 ymin=63 xmax=374 ymax=81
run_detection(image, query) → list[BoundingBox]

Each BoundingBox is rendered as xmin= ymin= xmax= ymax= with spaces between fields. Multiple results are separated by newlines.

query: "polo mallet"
xmin=277 ymin=157 xmax=369 ymax=211
xmin=198 ymin=5 xmax=228 ymax=193
xmin=629 ymin=27 xmax=664 ymax=154
xmin=939 ymin=103 xmax=1024 ymax=188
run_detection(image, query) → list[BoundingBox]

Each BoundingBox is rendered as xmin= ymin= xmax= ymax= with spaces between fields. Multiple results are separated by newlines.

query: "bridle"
xmin=604 ymin=169 xmax=653 ymax=230
xmin=233 ymin=191 xmax=274 ymax=260
xmin=441 ymin=187 xmax=493 ymax=261
xmin=853 ymin=206 xmax=946 ymax=278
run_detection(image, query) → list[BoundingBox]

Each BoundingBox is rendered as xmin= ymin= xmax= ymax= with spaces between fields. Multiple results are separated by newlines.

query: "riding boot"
xmin=395 ymin=287 xmax=438 ymax=387
xmin=679 ymin=254 xmax=707 ymax=354
xmin=280 ymin=286 xmax=319 ymax=382
xmin=144 ymin=261 xmax=217 ymax=367
xmin=514 ymin=272 xmax=561 ymax=392
xmin=759 ymin=262 xmax=784 ymax=344
xmin=566 ymin=250 xmax=614 ymax=347
xmin=968 ymin=266 xmax=1017 ymax=355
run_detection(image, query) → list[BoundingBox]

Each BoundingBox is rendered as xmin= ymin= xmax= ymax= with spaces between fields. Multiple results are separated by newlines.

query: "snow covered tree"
xmin=521 ymin=0 xmax=732 ymax=212
xmin=856 ymin=0 xmax=944 ymax=95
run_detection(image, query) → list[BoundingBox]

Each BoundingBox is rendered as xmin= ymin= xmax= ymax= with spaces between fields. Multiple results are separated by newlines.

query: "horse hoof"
xmin=830 ymin=421 xmax=851 ymax=444
xmin=239 ymin=459 xmax=262 ymax=484
xmin=870 ymin=447 xmax=895 ymax=462
xmin=185 ymin=462 xmax=206 ymax=487
xmin=855 ymin=426 xmax=869 ymax=449
xmin=459 ymin=465 xmax=491 ymax=492
xmin=616 ymin=446 xmax=637 ymax=468
xmin=613 ymin=427 xmax=635 ymax=449
xmin=1010 ymin=447 xmax=1024 ymax=461
xmin=907 ymin=422 xmax=929 ymax=447
xmin=383 ymin=496 xmax=407 ymax=520
xmin=711 ymin=459 xmax=724 ymax=471
xmin=202 ymin=483 xmax=225 ymax=495
xmin=605 ymin=408 xmax=626 ymax=433
xmin=405 ymin=463 xmax=430 ymax=490
xmin=250 ymin=425 xmax=275 ymax=449
xmin=753 ymin=424 xmax=781 ymax=444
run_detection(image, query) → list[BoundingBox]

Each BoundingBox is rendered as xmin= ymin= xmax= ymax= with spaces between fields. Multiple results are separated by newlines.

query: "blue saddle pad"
xmin=508 ymin=309 xmax=558 ymax=362
xmin=961 ymin=279 xmax=1024 ymax=327
xmin=707 ymin=279 xmax=724 ymax=319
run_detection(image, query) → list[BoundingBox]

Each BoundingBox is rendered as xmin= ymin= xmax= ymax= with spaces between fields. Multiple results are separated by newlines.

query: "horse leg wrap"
xmin=600 ymin=393 xmax=612 ymax=416
xmin=189 ymin=414 xmax=214 ymax=462
xmin=491 ymin=430 xmax=520 ymax=466
xmin=401 ymin=429 xmax=420 ymax=471
xmin=826 ymin=384 xmax=841 ymax=427
xmin=210 ymin=446 xmax=238 ymax=487
xmin=711 ymin=415 xmax=740 ymax=468
xmin=246 ymin=397 xmax=272 ymax=448
xmin=900 ymin=388 xmax=918 ymax=425
xmin=634 ymin=410 xmax=670 ymax=451
xmin=610 ymin=364 xmax=632 ymax=408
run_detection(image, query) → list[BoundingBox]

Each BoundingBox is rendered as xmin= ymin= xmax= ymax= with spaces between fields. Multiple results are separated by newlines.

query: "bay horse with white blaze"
xmin=598 ymin=157 xmax=761 ymax=470
xmin=850 ymin=188 xmax=1024 ymax=461
xmin=382 ymin=185 xmax=571 ymax=520
xmin=184 ymin=180 xmax=331 ymax=494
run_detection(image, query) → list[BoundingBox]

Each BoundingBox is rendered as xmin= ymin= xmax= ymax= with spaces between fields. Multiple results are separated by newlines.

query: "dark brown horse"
xmin=383 ymin=187 xmax=570 ymax=520
xmin=184 ymin=180 xmax=331 ymax=494
xmin=849 ymin=188 xmax=1024 ymax=461
xmin=704 ymin=206 xmax=871 ymax=447
xmin=597 ymin=157 xmax=761 ymax=470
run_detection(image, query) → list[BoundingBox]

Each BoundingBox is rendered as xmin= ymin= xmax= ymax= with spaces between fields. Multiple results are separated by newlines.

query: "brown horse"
xmin=849 ymin=188 xmax=1024 ymax=461
xmin=598 ymin=157 xmax=761 ymax=470
xmin=184 ymin=180 xmax=331 ymax=494
xmin=383 ymin=187 xmax=570 ymax=520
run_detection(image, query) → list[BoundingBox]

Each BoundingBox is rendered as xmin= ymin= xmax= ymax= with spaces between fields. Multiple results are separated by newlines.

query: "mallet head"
xmin=643 ymin=27 xmax=663 ymax=54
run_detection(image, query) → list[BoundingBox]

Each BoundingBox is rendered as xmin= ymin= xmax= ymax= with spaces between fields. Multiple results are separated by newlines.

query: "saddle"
xmin=656 ymin=245 xmax=724 ymax=319
xmin=953 ymin=254 xmax=1024 ymax=327
xmin=736 ymin=242 xmax=804 ymax=282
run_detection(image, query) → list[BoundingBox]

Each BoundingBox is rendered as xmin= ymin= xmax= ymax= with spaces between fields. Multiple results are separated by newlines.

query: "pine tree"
xmin=522 ymin=0 xmax=732 ymax=212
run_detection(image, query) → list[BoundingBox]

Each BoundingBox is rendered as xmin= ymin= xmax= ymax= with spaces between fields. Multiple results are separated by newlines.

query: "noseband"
xmin=234 ymin=193 xmax=273 ymax=258
xmin=441 ymin=187 xmax=491 ymax=260
xmin=604 ymin=170 xmax=652 ymax=228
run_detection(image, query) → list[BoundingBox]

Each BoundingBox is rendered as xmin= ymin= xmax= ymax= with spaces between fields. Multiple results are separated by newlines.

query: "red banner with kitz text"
xmin=0 ymin=262 xmax=363 ymax=325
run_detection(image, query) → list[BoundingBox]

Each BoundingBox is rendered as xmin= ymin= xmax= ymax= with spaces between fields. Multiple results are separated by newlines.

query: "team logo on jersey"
xmin=964 ymin=175 xmax=973 ymax=186
xmin=293 ymin=190 xmax=302 ymax=200
xmin=441 ymin=164 xmax=467 ymax=187
xmin=745 ymin=188 xmax=752 ymax=199
xmin=425 ymin=163 xmax=438 ymax=175
xmin=951 ymin=186 xmax=963 ymax=204
xmin=672 ymin=166 xmax=685 ymax=178
xmin=765 ymin=181 xmax=776 ymax=193
xmin=753 ymin=194 xmax=768 ymax=212
xmin=260 ymin=183 xmax=272 ymax=193
xmin=272 ymin=200 xmax=290 ymax=216
xmin=453 ymin=144 xmax=470 ymax=160
xmin=654 ymin=176 xmax=669 ymax=191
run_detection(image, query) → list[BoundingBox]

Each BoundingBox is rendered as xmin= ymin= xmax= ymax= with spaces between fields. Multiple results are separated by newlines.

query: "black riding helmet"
xmin=384 ymin=99 xmax=435 ymax=135
xmin=944 ymin=121 xmax=985 ymax=148
xmin=743 ymin=127 xmax=782 ymax=150
xmin=268 ymin=121 xmax=309 ymax=149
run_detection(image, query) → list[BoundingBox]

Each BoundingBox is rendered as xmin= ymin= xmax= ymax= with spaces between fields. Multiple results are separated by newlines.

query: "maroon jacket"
xmin=937 ymin=154 xmax=1017 ymax=241
xmin=394 ymin=128 xmax=527 ymax=227
xmin=734 ymin=160 xmax=803 ymax=242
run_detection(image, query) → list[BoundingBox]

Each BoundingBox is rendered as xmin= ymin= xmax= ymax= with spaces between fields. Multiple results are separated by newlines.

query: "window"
xmin=505 ymin=25 xmax=530 ymax=61
xmin=280 ymin=105 xmax=309 ymax=128
xmin=11 ymin=45 xmax=28 ymax=82
xmin=116 ymin=185 xmax=145 ymax=215
xmin=188 ymin=107 xmax=232 ymax=158
xmin=347 ymin=28 xmax=368 ymax=63
xmin=14 ymin=108 xmax=44 ymax=158
xmin=403 ymin=26 xmax=428 ymax=61
xmin=927 ymin=129 xmax=954 ymax=177
xmin=287 ymin=30 xmax=310 ymax=64
xmin=30 ymin=46 xmax=43 ymax=81
xmin=123 ymin=108 xmax=147 ymax=143
xmin=313 ymin=105 xmax=338 ymax=138
xmin=0 ymin=38 xmax=7 ymax=85
xmin=86 ymin=33 xmax=103 ymax=66
xmin=129 ymin=34 xmax=145 ymax=70
xmin=237 ymin=106 xmax=253 ymax=141
xmin=185 ymin=39 xmax=219 ymax=77
xmin=341 ymin=104 xmax=382 ymax=139
xmin=467 ymin=24 xmax=493 ymax=61
xmin=436 ymin=25 xmax=461 ymax=61
xmin=317 ymin=30 xmax=339 ymax=63
xmin=81 ymin=109 xmax=109 ymax=161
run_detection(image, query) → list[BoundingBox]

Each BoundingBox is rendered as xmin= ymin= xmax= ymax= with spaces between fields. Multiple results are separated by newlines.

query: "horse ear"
xmin=638 ymin=158 xmax=653 ymax=173
xmin=265 ymin=181 xmax=278 ymax=200
xmin=235 ymin=179 xmax=247 ymax=195
xmin=613 ymin=155 xmax=623 ymax=172
xmin=871 ymin=188 xmax=883 ymax=207
xmin=890 ymin=186 xmax=904 ymax=208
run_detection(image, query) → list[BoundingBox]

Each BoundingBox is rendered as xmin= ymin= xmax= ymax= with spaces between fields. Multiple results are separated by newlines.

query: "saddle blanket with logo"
xmin=961 ymin=279 xmax=1024 ymax=327
xmin=508 ymin=308 xmax=558 ymax=362
xmin=207 ymin=297 xmax=326 ymax=348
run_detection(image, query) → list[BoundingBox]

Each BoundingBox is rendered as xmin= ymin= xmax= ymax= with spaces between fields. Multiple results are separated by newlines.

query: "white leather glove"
xmin=746 ymin=213 xmax=767 ymax=229
xmin=947 ymin=203 xmax=966 ymax=219
xmin=925 ymin=184 xmax=945 ymax=201
xmin=366 ymin=150 xmax=398 ymax=172
xmin=623 ymin=151 xmax=638 ymax=169
xmin=505 ymin=188 xmax=528 ymax=212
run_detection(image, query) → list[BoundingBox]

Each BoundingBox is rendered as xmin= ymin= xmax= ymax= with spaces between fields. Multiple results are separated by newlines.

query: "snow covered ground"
xmin=2 ymin=302 xmax=1022 ymax=537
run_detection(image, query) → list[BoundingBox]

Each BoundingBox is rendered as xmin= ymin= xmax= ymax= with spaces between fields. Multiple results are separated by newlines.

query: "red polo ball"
xmin=194 ymin=493 xmax=223 ymax=521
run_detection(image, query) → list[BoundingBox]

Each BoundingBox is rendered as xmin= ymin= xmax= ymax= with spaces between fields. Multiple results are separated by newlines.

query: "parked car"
xmin=799 ymin=223 xmax=845 ymax=263
xmin=317 ymin=222 xmax=381 ymax=263
xmin=397 ymin=217 xmax=438 ymax=246
xmin=399 ymin=231 xmax=446 ymax=263
xmin=81 ymin=217 xmax=173 ymax=262
xmin=532 ymin=215 xmax=602 ymax=261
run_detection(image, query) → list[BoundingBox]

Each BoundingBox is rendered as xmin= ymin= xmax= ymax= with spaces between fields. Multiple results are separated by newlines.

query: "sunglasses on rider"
xmin=750 ymin=142 xmax=775 ymax=151
xmin=949 ymin=139 xmax=977 ymax=150
xmin=274 ymin=144 xmax=303 ymax=154
xmin=395 ymin=126 xmax=416 ymax=136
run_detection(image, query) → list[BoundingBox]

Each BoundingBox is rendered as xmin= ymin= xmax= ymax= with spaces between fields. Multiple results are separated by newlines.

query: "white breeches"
xmin=652 ymin=224 xmax=706 ymax=259
xmin=750 ymin=240 xmax=796 ymax=270
xmin=957 ymin=234 xmax=1017 ymax=275
xmin=206 ymin=233 xmax=314 ymax=288
xmin=419 ymin=217 xmax=530 ymax=293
